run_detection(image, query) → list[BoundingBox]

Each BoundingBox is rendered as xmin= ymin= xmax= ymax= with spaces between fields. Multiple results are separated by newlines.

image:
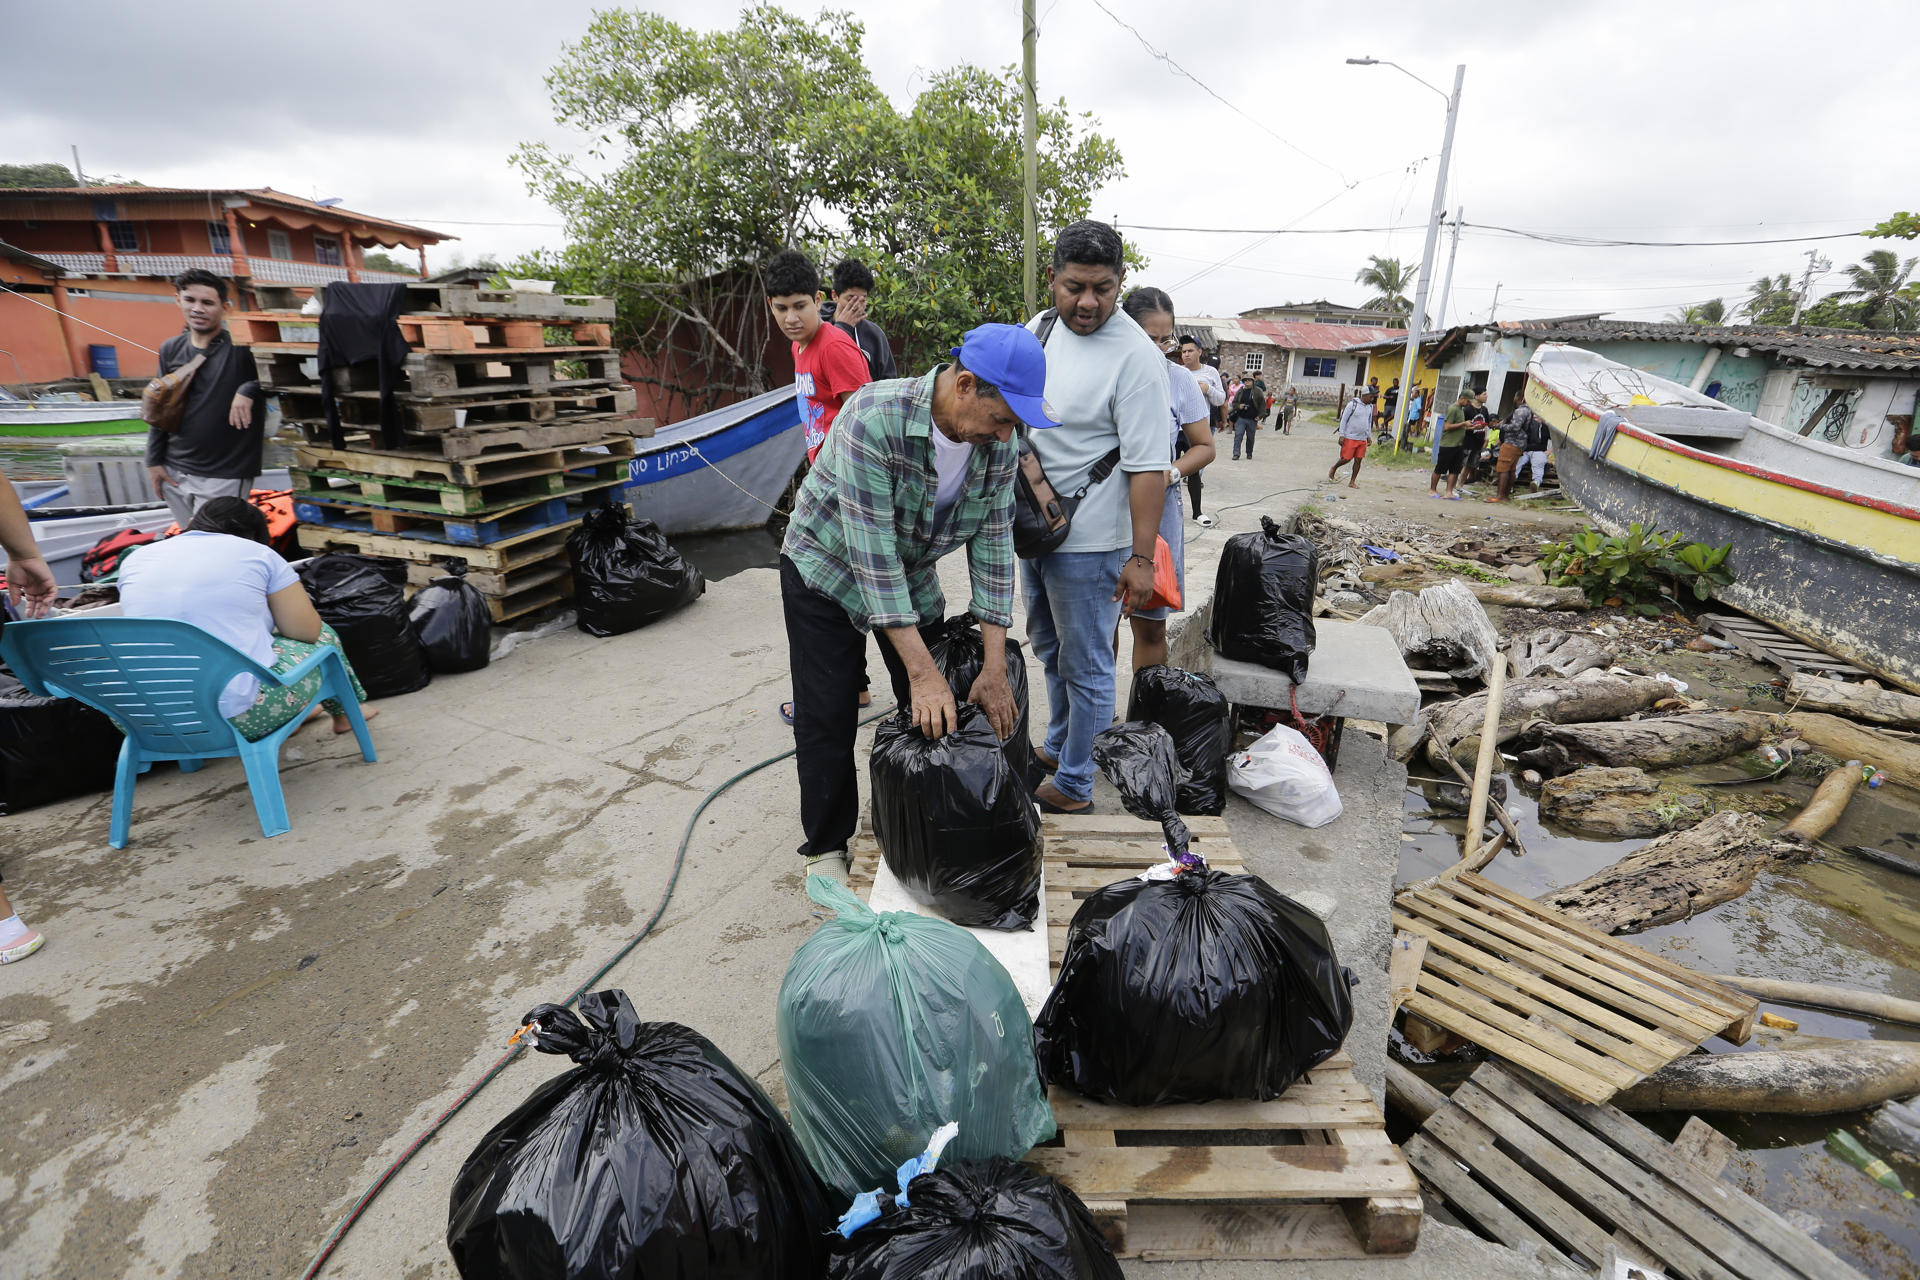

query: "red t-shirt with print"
xmin=794 ymin=321 xmax=874 ymax=463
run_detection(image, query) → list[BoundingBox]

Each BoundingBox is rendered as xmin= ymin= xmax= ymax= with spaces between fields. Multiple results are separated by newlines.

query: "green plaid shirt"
xmin=782 ymin=366 xmax=1017 ymax=632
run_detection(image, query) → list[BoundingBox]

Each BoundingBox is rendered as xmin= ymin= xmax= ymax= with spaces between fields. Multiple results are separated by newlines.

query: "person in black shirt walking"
xmin=827 ymin=258 xmax=899 ymax=381
xmin=145 ymin=269 xmax=264 ymax=525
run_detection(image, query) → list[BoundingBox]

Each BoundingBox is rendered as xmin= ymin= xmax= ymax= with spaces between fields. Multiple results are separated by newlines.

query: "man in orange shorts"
xmin=1329 ymin=389 xmax=1374 ymax=488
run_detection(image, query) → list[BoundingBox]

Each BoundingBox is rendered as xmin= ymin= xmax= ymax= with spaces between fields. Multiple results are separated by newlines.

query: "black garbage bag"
xmin=1126 ymin=665 xmax=1231 ymax=816
xmin=447 ymin=990 xmax=834 ymax=1280
xmin=0 ymin=660 xmax=123 ymax=815
xmin=296 ymin=553 xmax=431 ymax=698
xmin=870 ymin=703 xmax=1042 ymax=930
xmin=928 ymin=612 xmax=1034 ymax=785
xmin=566 ymin=506 xmax=705 ymax=637
xmin=1090 ymin=722 xmax=1191 ymax=860
xmin=407 ymin=560 xmax=492 ymax=674
xmin=1033 ymin=869 xmax=1354 ymax=1106
xmin=829 ymin=1157 xmax=1123 ymax=1280
xmin=1207 ymin=515 xmax=1318 ymax=681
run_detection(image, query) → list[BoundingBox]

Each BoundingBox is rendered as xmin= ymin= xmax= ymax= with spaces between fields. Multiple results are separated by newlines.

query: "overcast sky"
xmin=8 ymin=0 xmax=1916 ymax=326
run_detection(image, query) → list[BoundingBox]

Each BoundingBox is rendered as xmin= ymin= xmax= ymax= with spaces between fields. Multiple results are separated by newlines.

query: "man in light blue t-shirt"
xmin=1024 ymin=220 xmax=1173 ymax=814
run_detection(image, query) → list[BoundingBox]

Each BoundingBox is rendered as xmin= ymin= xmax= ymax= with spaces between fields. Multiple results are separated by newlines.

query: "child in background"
xmin=764 ymin=249 xmax=873 ymax=464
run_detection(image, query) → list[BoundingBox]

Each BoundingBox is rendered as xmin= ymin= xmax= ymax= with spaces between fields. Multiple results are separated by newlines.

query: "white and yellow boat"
xmin=1526 ymin=343 xmax=1920 ymax=694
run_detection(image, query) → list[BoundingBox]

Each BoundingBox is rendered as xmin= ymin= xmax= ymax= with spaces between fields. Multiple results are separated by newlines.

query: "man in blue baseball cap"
xmin=779 ymin=322 xmax=1055 ymax=885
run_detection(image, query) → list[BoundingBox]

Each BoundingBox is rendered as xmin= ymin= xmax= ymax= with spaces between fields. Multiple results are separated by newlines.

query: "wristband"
xmin=1127 ymin=553 xmax=1155 ymax=569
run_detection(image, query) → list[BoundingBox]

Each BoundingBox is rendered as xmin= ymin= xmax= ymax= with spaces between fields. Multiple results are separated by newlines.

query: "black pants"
xmin=1186 ymin=469 xmax=1203 ymax=518
xmin=781 ymin=556 xmax=932 ymax=858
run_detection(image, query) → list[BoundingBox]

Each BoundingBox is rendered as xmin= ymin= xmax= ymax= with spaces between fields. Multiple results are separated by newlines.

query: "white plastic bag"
xmin=1228 ymin=724 xmax=1342 ymax=828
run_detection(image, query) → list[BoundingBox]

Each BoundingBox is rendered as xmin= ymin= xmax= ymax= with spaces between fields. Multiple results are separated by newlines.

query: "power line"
xmin=1123 ymin=218 xmax=1871 ymax=248
xmin=1087 ymin=0 xmax=1351 ymax=186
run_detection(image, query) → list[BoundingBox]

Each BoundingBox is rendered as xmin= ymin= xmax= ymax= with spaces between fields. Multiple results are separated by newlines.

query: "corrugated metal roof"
xmin=1238 ymin=318 xmax=1405 ymax=351
xmin=0 ymin=239 xmax=63 ymax=275
xmin=1176 ymin=316 xmax=1280 ymax=348
xmin=1504 ymin=318 xmax=1920 ymax=374
xmin=0 ymin=187 xmax=450 ymax=242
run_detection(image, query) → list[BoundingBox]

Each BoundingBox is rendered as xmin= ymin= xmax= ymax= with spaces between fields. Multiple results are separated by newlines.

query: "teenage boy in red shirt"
xmin=765 ymin=249 xmax=875 ymax=464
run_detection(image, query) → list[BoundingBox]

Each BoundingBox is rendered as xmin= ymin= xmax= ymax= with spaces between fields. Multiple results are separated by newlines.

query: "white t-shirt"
xmin=1026 ymin=308 xmax=1173 ymax=553
xmin=1189 ymin=362 xmax=1225 ymax=407
xmin=117 ymin=531 xmax=300 ymax=717
xmin=929 ymin=422 xmax=974 ymax=531
xmin=1168 ymin=364 xmax=1209 ymax=446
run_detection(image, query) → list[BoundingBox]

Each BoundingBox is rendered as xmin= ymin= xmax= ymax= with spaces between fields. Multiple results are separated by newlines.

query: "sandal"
xmin=779 ymin=701 xmax=795 ymax=725
xmin=1035 ymin=792 xmax=1094 ymax=816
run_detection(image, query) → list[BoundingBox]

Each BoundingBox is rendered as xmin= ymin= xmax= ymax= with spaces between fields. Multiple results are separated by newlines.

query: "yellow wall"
xmin=1363 ymin=343 xmax=1439 ymax=408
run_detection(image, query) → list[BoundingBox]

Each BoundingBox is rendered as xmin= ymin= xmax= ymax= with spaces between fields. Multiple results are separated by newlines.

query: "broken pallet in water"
xmin=1698 ymin=612 xmax=1872 ymax=682
xmin=1391 ymin=872 xmax=1757 ymax=1105
xmin=1404 ymin=1060 xmax=1863 ymax=1279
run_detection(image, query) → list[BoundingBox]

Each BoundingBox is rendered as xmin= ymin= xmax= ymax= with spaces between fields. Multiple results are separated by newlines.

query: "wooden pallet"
xmin=1041 ymin=811 xmax=1237 ymax=974
xmin=289 ymin=416 xmax=636 ymax=461
xmin=1699 ymin=612 xmax=1871 ymax=681
xmin=1391 ymin=873 xmax=1757 ymax=1105
xmin=274 ymin=383 xmax=638 ymax=432
xmin=293 ymin=437 xmax=634 ymax=488
xmin=1404 ymin=1061 xmax=1864 ymax=1278
xmin=232 ymin=311 xmax=610 ymax=351
xmin=294 ymin=489 xmax=613 ymax=547
xmin=298 ymin=518 xmax=583 ymax=573
xmin=256 ymin=348 xmax=623 ymax=400
xmin=403 ymin=554 xmax=569 ymax=600
xmin=292 ymin=459 xmax=629 ymax=516
xmin=252 ymin=282 xmax=615 ymax=321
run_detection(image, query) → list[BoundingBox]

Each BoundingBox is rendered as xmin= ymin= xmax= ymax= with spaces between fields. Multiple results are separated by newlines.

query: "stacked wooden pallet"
xmin=238 ymin=282 xmax=654 ymax=622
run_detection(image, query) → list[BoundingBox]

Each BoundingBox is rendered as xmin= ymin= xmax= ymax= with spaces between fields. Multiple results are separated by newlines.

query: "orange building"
xmin=0 ymin=187 xmax=451 ymax=382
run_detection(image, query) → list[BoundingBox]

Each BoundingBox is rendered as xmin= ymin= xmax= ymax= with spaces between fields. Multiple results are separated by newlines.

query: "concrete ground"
xmin=0 ymin=417 xmax=1572 ymax=1279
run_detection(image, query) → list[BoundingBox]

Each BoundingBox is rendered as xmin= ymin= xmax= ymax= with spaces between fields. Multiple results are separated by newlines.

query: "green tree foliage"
xmin=0 ymin=162 xmax=81 ymax=188
xmin=362 ymin=251 xmax=417 ymax=276
xmin=1668 ymin=298 xmax=1727 ymax=324
xmin=1866 ymin=211 xmax=1920 ymax=240
xmin=512 ymin=6 xmax=1124 ymax=412
xmin=1353 ymin=255 xmax=1413 ymax=320
xmin=1742 ymin=273 xmax=1795 ymax=324
xmin=1831 ymin=248 xmax=1917 ymax=330
xmin=1798 ymin=295 xmax=1866 ymax=329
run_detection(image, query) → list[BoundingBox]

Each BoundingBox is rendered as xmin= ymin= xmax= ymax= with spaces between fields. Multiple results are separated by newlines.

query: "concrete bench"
xmin=1206 ymin=619 xmax=1421 ymax=726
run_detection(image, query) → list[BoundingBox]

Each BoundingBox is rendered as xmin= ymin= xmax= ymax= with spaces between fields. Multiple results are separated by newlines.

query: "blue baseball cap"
xmin=950 ymin=323 xmax=1060 ymax=429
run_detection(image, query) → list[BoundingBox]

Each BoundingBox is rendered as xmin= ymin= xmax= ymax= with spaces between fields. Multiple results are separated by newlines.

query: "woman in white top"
xmin=118 ymin=497 xmax=375 ymax=739
xmin=1118 ymin=287 xmax=1216 ymax=671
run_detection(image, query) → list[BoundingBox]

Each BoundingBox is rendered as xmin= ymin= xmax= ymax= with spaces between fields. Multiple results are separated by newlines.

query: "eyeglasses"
xmin=1154 ymin=334 xmax=1178 ymax=349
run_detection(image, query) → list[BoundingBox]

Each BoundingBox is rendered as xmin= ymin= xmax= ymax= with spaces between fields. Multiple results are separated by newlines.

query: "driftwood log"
xmin=1358 ymin=580 xmax=1501 ymax=679
xmin=1536 ymin=766 xmax=1713 ymax=837
xmin=1542 ymin=763 xmax=1861 ymax=934
xmin=1464 ymin=581 xmax=1591 ymax=610
xmin=1424 ymin=672 xmax=1671 ymax=766
xmin=1778 ymin=711 xmax=1920 ymax=788
xmin=1507 ymin=627 xmax=1617 ymax=679
xmin=1787 ymin=672 xmax=1920 ymax=730
xmin=1709 ymin=974 xmax=1920 ymax=1029
xmin=1613 ymin=1041 xmax=1920 ymax=1115
xmin=1517 ymin=710 xmax=1764 ymax=777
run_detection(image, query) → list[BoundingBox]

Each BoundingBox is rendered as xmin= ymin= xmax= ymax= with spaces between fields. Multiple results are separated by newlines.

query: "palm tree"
xmin=1354 ymin=255 xmax=1414 ymax=321
xmin=1742 ymin=274 xmax=1796 ymax=324
xmin=1832 ymin=249 xmax=1918 ymax=329
xmin=1667 ymin=298 xmax=1727 ymax=324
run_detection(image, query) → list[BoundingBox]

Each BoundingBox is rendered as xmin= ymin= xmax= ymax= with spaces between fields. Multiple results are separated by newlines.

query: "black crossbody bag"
xmin=1011 ymin=310 xmax=1122 ymax=559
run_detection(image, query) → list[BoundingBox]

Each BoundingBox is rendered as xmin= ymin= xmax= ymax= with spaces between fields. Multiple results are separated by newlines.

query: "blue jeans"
xmin=1023 ymin=549 xmax=1124 ymax=804
xmin=1232 ymin=417 xmax=1257 ymax=458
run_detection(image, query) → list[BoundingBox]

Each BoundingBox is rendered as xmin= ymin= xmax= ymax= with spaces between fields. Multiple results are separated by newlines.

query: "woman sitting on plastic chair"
xmin=118 ymin=497 xmax=378 ymax=739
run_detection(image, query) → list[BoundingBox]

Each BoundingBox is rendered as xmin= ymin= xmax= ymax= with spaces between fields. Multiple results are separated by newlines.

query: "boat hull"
xmin=0 ymin=406 xmax=146 ymax=437
xmin=1527 ymin=377 xmax=1920 ymax=694
xmin=624 ymin=386 xmax=803 ymax=536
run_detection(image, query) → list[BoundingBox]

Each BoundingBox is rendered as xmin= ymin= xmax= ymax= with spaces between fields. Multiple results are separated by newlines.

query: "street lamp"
xmin=1348 ymin=57 xmax=1464 ymax=455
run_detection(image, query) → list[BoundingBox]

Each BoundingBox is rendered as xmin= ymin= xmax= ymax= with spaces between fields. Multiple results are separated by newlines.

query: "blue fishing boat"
xmin=624 ymin=386 xmax=803 ymax=535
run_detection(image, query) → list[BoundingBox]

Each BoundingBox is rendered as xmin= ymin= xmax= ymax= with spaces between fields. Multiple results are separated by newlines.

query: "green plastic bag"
xmin=779 ymin=876 xmax=1057 ymax=1201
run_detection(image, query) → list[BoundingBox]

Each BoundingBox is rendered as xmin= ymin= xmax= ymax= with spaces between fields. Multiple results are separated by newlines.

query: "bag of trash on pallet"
xmin=408 ymin=560 xmax=492 ymax=674
xmin=870 ymin=704 xmax=1042 ymax=930
xmin=1090 ymin=721 xmax=1192 ymax=860
xmin=928 ymin=612 xmax=1034 ymax=785
xmin=446 ymin=989 xmax=833 ymax=1280
xmin=1207 ymin=515 xmax=1317 ymax=680
xmin=1125 ymin=665 xmax=1231 ymax=816
xmin=566 ymin=506 xmax=705 ymax=637
xmin=829 ymin=1128 xmax=1121 ymax=1280
xmin=297 ymin=552 xmax=432 ymax=697
xmin=1033 ymin=862 xmax=1354 ymax=1106
xmin=779 ymin=876 xmax=1056 ymax=1202
xmin=1228 ymin=722 xmax=1342 ymax=828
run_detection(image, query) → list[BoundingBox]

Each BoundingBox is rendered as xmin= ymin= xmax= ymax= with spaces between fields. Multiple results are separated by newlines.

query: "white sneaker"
xmin=804 ymin=851 xmax=850 ymax=887
xmin=1196 ymin=514 xmax=1218 ymax=528
xmin=0 ymin=928 xmax=44 ymax=964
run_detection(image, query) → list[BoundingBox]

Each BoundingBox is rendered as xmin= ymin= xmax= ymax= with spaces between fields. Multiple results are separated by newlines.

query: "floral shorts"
xmin=226 ymin=623 xmax=369 ymax=742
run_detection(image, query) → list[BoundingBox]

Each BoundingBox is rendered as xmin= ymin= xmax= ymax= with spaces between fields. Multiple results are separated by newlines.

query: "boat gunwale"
xmin=1528 ymin=358 xmax=1920 ymax=524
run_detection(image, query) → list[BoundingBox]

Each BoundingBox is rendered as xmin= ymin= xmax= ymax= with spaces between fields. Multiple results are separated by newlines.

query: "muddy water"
xmin=669 ymin=526 xmax=781 ymax=582
xmin=1398 ymin=765 xmax=1920 ymax=1274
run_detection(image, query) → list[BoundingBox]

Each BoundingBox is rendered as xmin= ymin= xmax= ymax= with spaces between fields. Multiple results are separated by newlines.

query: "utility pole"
xmin=1368 ymin=62 xmax=1464 ymax=457
xmin=1790 ymin=249 xmax=1830 ymax=326
xmin=1488 ymin=282 xmax=1502 ymax=322
xmin=71 ymin=145 xmax=86 ymax=187
xmin=1433 ymin=206 xmax=1463 ymax=334
xmin=1021 ymin=0 xmax=1040 ymax=317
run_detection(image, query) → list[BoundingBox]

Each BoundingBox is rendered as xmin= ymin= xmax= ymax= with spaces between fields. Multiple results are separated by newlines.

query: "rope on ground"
xmin=298 ymin=705 xmax=892 ymax=1279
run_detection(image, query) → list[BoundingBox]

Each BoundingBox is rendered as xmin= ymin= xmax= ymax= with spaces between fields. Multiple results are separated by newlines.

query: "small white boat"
xmin=0 ymin=397 xmax=146 ymax=438
xmin=624 ymin=386 xmax=803 ymax=535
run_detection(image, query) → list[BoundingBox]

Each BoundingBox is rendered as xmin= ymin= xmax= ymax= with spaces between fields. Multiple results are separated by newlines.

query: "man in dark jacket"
xmin=146 ymin=269 xmax=264 ymax=525
xmin=827 ymin=258 xmax=899 ymax=381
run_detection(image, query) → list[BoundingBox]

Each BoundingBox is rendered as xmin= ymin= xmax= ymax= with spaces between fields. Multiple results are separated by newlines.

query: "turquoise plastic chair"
xmin=0 ymin=617 xmax=376 ymax=848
